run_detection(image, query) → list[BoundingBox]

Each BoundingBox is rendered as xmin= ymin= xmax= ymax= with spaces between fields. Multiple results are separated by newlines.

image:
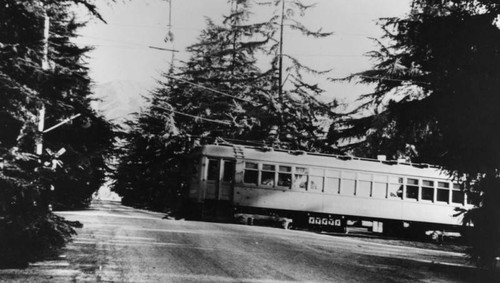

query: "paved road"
xmin=0 ymin=200 xmax=489 ymax=282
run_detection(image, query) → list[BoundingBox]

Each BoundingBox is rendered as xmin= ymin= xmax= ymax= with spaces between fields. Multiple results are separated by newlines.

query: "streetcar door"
xmin=205 ymin=159 xmax=235 ymax=201
xmin=205 ymin=159 xmax=219 ymax=200
xmin=219 ymin=160 xmax=235 ymax=201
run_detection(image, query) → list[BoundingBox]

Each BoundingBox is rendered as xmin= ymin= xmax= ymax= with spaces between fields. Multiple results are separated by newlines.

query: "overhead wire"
xmin=170 ymin=110 xmax=232 ymax=125
xmin=102 ymin=22 xmax=381 ymax=37
xmin=163 ymin=74 xmax=259 ymax=106
xmin=76 ymin=33 xmax=367 ymax=57
xmin=148 ymin=75 xmax=259 ymax=125
xmin=357 ymin=75 xmax=430 ymax=85
xmin=75 ymin=31 xmax=377 ymax=58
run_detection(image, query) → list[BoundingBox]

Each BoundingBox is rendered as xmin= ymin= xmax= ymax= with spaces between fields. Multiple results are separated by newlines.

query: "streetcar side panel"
xmin=188 ymin=144 xmax=470 ymax=230
xmin=232 ymin=146 xmax=469 ymax=227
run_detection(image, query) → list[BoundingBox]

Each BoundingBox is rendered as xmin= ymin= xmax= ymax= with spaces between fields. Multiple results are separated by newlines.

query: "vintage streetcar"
xmin=185 ymin=143 xmax=473 ymax=236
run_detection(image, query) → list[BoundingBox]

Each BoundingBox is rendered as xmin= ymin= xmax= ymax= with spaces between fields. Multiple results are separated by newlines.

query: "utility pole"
xmin=36 ymin=107 xmax=45 ymax=155
xmin=36 ymin=2 xmax=50 ymax=211
xmin=36 ymin=4 xmax=50 ymax=155
xmin=165 ymin=0 xmax=176 ymax=71
xmin=275 ymin=0 xmax=286 ymax=143
xmin=278 ymin=0 xmax=285 ymax=104
xmin=41 ymin=7 xmax=50 ymax=71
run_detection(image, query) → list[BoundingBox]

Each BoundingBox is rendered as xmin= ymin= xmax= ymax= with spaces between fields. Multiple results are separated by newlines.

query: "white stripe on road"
xmin=76 ymin=235 xmax=156 ymax=241
xmin=30 ymin=261 xmax=70 ymax=267
xmin=72 ymin=240 xmax=219 ymax=250
xmin=56 ymin=211 xmax=162 ymax=221
xmin=76 ymin=224 xmax=232 ymax=236
xmin=128 ymin=273 xmax=314 ymax=283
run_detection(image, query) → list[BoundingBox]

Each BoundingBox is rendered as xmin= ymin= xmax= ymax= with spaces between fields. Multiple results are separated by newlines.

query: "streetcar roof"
xmin=195 ymin=144 xmax=452 ymax=181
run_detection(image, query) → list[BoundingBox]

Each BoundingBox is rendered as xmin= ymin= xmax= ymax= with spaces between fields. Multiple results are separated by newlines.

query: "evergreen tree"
xmin=257 ymin=0 xmax=335 ymax=149
xmin=111 ymin=92 xmax=188 ymax=211
xmin=330 ymin=0 xmax=500 ymax=267
xmin=165 ymin=1 xmax=274 ymax=141
xmin=0 ymin=0 xmax=114 ymax=266
xmin=164 ymin=0 xmax=335 ymax=149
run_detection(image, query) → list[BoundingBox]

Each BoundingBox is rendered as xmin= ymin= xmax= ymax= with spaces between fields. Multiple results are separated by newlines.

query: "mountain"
xmin=91 ymin=80 xmax=151 ymax=126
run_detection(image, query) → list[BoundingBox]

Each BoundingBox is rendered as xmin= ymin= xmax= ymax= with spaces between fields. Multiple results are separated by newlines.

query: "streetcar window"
xmin=207 ymin=159 xmax=219 ymax=181
xmin=245 ymin=162 xmax=258 ymax=169
xmin=451 ymin=184 xmax=464 ymax=204
xmin=407 ymin=178 xmax=418 ymax=185
xmin=296 ymin=167 xmax=308 ymax=174
xmin=341 ymin=179 xmax=355 ymax=195
xmin=261 ymin=164 xmax=275 ymax=186
xmin=244 ymin=162 xmax=258 ymax=184
xmin=388 ymin=184 xmax=403 ymax=199
xmin=437 ymin=181 xmax=450 ymax=203
xmin=293 ymin=175 xmax=308 ymax=189
xmin=423 ymin=180 xmax=434 ymax=187
xmin=421 ymin=187 xmax=434 ymax=201
xmin=372 ymin=182 xmax=387 ymax=198
xmin=357 ymin=181 xmax=371 ymax=197
xmin=244 ymin=171 xmax=258 ymax=184
xmin=438 ymin=181 xmax=449 ymax=188
xmin=437 ymin=189 xmax=449 ymax=203
xmin=262 ymin=164 xmax=275 ymax=171
xmin=421 ymin=180 xmax=434 ymax=201
xmin=293 ymin=167 xmax=308 ymax=190
xmin=279 ymin=165 xmax=291 ymax=172
xmin=309 ymin=176 xmax=323 ymax=191
xmin=406 ymin=178 xmax=419 ymax=200
xmin=278 ymin=166 xmax=292 ymax=187
xmin=222 ymin=161 xmax=235 ymax=182
xmin=406 ymin=186 xmax=418 ymax=200
xmin=325 ymin=177 xmax=340 ymax=194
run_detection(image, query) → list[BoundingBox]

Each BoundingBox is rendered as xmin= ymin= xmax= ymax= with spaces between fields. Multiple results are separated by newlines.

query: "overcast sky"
xmin=75 ymin=0 xmax=411 ymax=104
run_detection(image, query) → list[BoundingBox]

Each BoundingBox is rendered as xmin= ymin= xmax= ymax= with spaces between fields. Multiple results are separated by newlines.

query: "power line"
xmin=76 ymin=35 xmax=372 ymax=58
xmin=358 ymin=75 xmax=430 ymax=85
xmin=285 ymin=53 xmax=365 ymax=58
xmin=149 ymin=46 xmax=179 ymax=52
xmin=170 ymin=110 xmax=232 ymax=125
xmin=75 ymin=34 xmax=183 ymax=53
xmin=163 ymin=74 xmax=258 ymax=106
xmin=102 ymin=22 xmax=380 ymax=38
xmin=75 ymin=34 xmax=153 ymax=47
